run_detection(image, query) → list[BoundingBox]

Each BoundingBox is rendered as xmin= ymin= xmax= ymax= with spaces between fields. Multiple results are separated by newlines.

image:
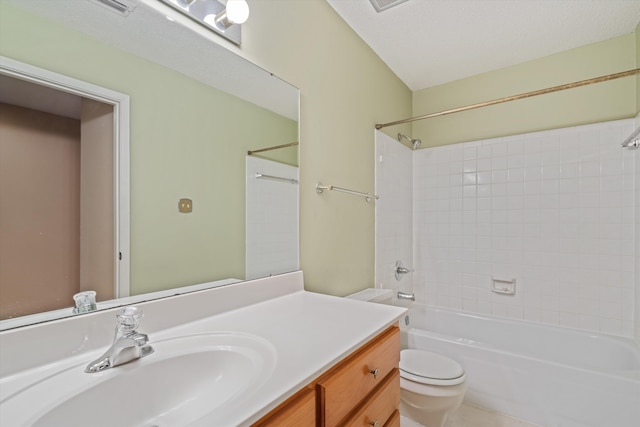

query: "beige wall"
xmin=412 ymin=34 xmax=637 ymax=147
xmin=238 ymin=0 xmax=413 ymax=296
xmin=80 ymin=99 xmax=114 ymax=300
xmin=0 ymin=104 xmax=80 ymax=318
xmin=237 ymin=2 xmax=639 ymax=295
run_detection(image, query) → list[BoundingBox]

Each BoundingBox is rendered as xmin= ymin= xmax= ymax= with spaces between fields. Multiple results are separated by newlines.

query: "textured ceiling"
xmin=326 ymin=0 xmax=640 ymax=91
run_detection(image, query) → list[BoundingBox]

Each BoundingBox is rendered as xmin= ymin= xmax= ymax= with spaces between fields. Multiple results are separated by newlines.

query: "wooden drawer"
xmin=252 ymin=387 xmax=316 ymax=427
xmin=341 ymin=369 xmax=400 ymax=427
xmin=383 ymin=410 xmax=400 ymax=427
xmin=318 ymin=326 xmax=400 ymax=426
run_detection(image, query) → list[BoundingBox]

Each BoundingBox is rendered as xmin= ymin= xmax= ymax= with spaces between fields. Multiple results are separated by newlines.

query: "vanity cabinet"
xmin=317 ymin=325 xmax=400 ymax=426
xmin=336 ymin=369 xmax=400 ymax=427
xmin=253 ymin=325 xmax=400 ymax=427
xmin=253 ymin=386 xmax=316 ymax=427
xmin=383 ymin=409 xmax=401 ymax=427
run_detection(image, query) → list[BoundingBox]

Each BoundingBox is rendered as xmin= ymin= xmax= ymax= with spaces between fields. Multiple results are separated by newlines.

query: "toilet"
xmin=346 ymin=288 xmax=467 ymax=427
xmin=399 ymin=349 xmax=466 ymax=427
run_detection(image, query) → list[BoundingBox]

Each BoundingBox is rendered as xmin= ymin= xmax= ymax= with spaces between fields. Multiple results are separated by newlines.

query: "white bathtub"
xmin=401 ymin=305 xmax=640 ymax=427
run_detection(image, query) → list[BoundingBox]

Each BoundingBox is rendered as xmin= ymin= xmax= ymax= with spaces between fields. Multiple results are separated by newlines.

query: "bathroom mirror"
xmin=0 ymin=0 xmax=299 ymax=330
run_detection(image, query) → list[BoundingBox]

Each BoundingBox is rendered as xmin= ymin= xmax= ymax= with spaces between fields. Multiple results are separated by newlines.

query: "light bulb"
xmin=207 ymin=0 xmax=250 ymax=29
xmin=225 ymin=0 xmax=249 ymax=24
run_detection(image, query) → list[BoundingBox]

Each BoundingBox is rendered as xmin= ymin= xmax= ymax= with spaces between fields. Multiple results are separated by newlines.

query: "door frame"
xmin=0 ymin=55 xmax=131 ymax=298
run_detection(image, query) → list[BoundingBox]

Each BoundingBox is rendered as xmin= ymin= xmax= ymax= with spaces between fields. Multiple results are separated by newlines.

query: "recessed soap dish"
xmin=491 ymin=277 xmax=516 ymax=295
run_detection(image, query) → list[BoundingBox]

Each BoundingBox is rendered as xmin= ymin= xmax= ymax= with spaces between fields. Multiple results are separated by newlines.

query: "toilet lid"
xmin=400 ymin=349 xmax=465 ymax=386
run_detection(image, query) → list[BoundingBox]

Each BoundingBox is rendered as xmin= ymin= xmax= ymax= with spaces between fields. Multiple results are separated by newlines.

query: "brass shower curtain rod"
xmin=375 ymin=68 xmax=640 ymax=130
xmin=247 ymin=141 xmax=299 ymax=155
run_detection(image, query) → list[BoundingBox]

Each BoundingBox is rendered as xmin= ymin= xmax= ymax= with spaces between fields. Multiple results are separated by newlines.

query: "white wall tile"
xmin=375 ymin=120 xmax=636 ymax=337
xmin=409 ymin=119 xmax=637 ymax=337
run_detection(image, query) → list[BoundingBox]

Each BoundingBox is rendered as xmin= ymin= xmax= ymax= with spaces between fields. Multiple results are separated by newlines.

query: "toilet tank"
xmin=345 ymin=288 xmax=393 ymax=305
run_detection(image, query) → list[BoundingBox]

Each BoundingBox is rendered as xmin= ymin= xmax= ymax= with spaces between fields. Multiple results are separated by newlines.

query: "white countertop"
xmin=0 ymin=272 xmax=406 ymax=426
xmin=160 ymin=290 xmax=406 ymax=425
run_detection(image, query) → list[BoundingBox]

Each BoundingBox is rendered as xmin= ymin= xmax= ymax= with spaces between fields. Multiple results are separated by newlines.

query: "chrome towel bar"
xmin=255 ymin=173 xmax=298 ymax=184
xmin=315 ymin=182 xmax=379 ymax=203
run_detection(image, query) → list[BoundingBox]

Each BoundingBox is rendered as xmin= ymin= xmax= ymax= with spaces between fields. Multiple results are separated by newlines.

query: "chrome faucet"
xmin=394 ymin=260 xmax=414 ymax=281
xmin=397 ymin=291 xmax=415 ymax=301
xmin=85 ymin=307 xmax=154 ymax=373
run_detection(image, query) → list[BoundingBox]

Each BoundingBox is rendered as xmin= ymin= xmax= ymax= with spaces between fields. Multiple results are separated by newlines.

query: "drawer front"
xmin=383 ymin=410 xmax=400 ymax=427
xmin=252 ymin=387 xmax=316 ymax=427
xmin=341 ymin=369 xmax=400 ymax=427
xmin=318 ymin=326 xmax=400 ymax=426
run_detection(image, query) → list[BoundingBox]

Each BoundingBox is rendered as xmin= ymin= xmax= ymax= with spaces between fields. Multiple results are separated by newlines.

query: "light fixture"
xmin=161 ymin=0 xmax=250 ymax=46
xmin=206 ymin=0 xmax=249 ymax=29
xmin=369 ymin=0 xmax=409 ymax=13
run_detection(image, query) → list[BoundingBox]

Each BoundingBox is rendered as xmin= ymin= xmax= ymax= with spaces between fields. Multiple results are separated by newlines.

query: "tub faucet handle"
xmin=394 ymin=260 xmax=414 ymax=281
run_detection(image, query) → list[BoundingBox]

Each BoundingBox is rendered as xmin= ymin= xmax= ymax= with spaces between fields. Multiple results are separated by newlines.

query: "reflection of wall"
xmin=245 ymin=156 xmax=299 ymax=280
xmin=0 ymin=104 xmax=80 ymax=319
xmin=0 ymin=3 xmax=297 ymax=295
xmin=80 ymin=99 xmax=114 ymax=300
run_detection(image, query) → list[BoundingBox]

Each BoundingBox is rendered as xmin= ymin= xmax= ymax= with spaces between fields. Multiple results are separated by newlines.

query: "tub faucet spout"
xmin=85 ymin=307 xmax=153 ymax=373
xmin=397 ymin=291 xmax=415 ymax=301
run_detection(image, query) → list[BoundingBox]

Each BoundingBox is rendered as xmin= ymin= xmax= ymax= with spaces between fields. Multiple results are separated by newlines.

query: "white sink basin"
xmin=0 ymin=332 xmax=276 ymax=426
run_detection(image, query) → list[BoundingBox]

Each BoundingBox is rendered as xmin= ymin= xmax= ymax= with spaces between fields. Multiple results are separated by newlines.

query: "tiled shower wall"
xmin=375 ymin=131 xmax=413 ymax=297
xmin=413 ymin=119 xmax=636 ymax=337
xmin=376 ymin=120 xmax=638 ymax=338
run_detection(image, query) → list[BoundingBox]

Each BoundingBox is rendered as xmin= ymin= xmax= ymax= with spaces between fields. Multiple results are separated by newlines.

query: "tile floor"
xmin=400 ymin=403 xmax=542 ymax=427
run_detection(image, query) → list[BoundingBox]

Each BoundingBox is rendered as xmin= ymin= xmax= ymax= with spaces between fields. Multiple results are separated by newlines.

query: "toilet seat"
xmin=400 ymin=349 xmax=466 ymax=386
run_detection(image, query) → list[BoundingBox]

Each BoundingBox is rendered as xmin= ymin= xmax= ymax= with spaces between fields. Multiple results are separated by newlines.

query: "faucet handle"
xmin=116 ymin=306 xmax=143 ymax=332
xmin=394 ymin=260 xmax=414 ymax=281
xmin=72 ymin=290 xmax=97 ymax=314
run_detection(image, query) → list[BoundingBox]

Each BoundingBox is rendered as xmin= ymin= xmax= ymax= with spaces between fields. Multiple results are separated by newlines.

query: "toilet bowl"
xmin=344 ymin=289 xmax=467 ymax=427
xmin=399 ymin=349 xmax=467 ymax=427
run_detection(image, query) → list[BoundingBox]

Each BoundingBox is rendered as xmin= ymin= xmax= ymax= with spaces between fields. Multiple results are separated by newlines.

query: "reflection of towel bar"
xmin=255 ymin=173 xmax=298 ymax=184
xmin=315 ymin=182 xmax=379 ymax=203
xmin=247 ymin=142 xmax=299 ymax=155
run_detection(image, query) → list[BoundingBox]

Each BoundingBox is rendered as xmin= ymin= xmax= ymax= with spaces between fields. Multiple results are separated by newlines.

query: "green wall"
xmin=234 ymin=1 xmax=638 ymax=295
xmin=0 ymin=3 xmax=297 ymax=295
xmin=6 ymin=0 xmax=632 ymax=299
xmin=237 ymin=0 xmax=413 ymax=296
xmin=412 ymin=34 xmax=637 ymax=147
